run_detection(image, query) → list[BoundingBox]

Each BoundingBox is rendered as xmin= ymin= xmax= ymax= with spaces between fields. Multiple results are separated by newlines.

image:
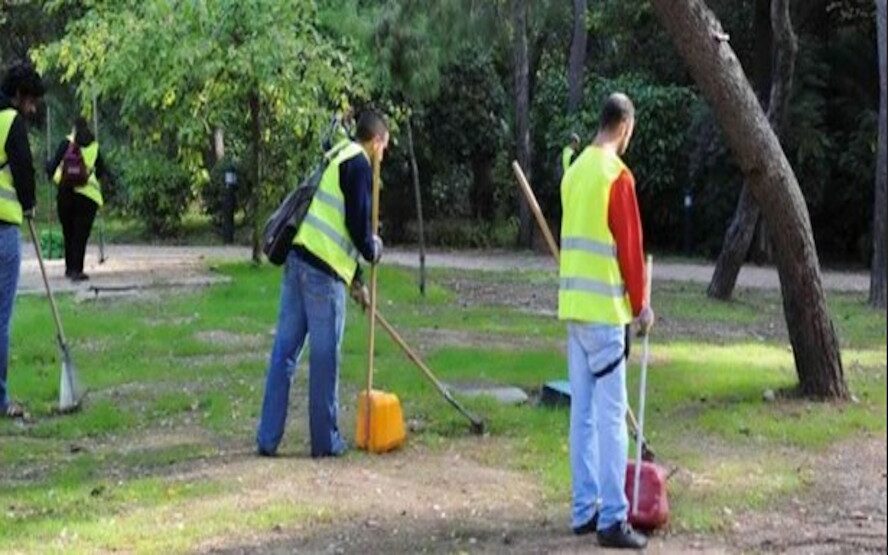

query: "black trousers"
xmin=57 ymin=188 xmax=98 ymax=275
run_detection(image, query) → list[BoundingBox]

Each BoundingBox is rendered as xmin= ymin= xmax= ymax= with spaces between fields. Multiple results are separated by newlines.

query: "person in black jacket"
xmin=0 ymin=62 xmax=44 ymax=419
xmin=46 ymin=117 xmax=112 ymax=281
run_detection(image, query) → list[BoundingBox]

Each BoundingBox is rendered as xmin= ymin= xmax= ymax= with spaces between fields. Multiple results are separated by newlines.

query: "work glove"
xmin=371 ymin=234 xmax=384 ymax=264
xmin=635 ymin=305 xmax=655 ymax=337
xmin=350 ymin=277 xmax=370 ymax=310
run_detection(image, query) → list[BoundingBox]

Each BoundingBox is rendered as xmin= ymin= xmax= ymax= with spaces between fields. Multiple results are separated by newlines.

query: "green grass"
xmin=1 ymin=262 xmax=884 ymax=549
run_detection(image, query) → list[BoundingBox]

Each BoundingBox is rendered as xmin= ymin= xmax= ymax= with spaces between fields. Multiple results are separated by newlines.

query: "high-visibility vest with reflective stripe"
xmin=293 ymin=141 xmax=368 ymax=284
xmin=0 ymin=109 xmax=23 ymax=225
xmin=53 ymin=136 xmax=104 ymax=207
xmin=562 ymin=146 xmax=575 ymax=172
xmin=558 ymin=146 xmax=633 ymax=325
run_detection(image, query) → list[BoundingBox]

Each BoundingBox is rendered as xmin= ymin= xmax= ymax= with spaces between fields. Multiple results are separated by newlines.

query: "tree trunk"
xmin=213 ymin=127 xmax=225 ymax=163
xmin=567 ymin=0 xmax=588 ymax=114
xmin=471 ymin=156 xmax=495 ymax=220
xmin=651 ymin=0 xmax=847 ymax=399
xmin=871 ymin=0 xmax=887 ymax=309
xmin=707 ymin=187 xmax=761 ymax=298
xmin=512 ymin=0 xmax=534 ymax=249
xmin=707 ymin=0 xmax=797 ymax=299
xmin=406 ymin=117 xmax=427 ymax=297
xmin=249 ymin=90 xmax=262 ymax=264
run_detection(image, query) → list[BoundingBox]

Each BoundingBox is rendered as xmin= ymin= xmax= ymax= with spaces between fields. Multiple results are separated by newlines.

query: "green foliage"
xmin=403 ymin=218 xmax=518 ymax=249
xmin=533 ymin=67 xmax=697 ymax=248
xmin=38 ymin=229 xmax=63 ymax=260
xmin=35 ymin=0 xmax=365 ymax=241
xmin=118 ymin=149 xmax=193 ymax=235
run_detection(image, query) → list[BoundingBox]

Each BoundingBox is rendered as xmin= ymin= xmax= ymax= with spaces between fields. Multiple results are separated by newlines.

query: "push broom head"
xmin=58 ymin=344 xmax=83 ymax=413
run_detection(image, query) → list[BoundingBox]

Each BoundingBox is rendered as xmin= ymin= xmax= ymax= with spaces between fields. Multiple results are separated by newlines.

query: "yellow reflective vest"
xmin=53 ymin=136 xmax=104 ymax=207
xmin=562 ymin=145 xmax=576 ymax=172
xmin=0 ymin=109 xmax=23 ymax=225
xmin=293 ymin=141 xmax=368 ymax=284
xmin=558 ymin=146 xmax=633 ymax=326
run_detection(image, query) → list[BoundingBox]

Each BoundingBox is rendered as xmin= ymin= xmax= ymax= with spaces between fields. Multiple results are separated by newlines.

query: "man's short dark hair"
xmin=1 ymin=62 xmax=46 ymax=99
xmin=355 ymin=110 xmax=388 ymax=142
xmin=599 ymin=93 xmax=635 ymax=131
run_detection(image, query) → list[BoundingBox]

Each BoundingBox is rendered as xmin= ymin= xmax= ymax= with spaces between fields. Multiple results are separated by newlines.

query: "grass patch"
xmin=0 ymin=260 xmax=884 ymax=549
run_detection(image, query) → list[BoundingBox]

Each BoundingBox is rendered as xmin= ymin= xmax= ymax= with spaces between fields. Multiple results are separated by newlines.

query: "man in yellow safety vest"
xmin=257 ymin=110 xmax=388 ymax=458
xmin=0 ymin=62 xmax=45 ymax=419
xmin=560 ymin=93 xmax=654 ymax=549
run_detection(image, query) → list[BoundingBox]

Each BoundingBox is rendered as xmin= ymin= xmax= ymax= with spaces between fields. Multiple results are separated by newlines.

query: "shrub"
xmin=118 ymin=150 xmax=193 ymax=235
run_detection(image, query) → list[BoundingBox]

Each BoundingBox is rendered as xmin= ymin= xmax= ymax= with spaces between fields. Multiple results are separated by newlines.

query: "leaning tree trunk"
xmin=249 ymin=90 xmax=262 ymax=264
xmin=870 ymin=0 xmax=887 ymax=309
xmin=652 ymin=0 xmax=847 ymax=399
xmin=512 ymin=0 xmax=534 ymax=249
xmin=708 ymin=0 xmax=797 ymax=299
xmin=567 ymin=0 xmax=588 ymax=114
xmin=405 ymin=117 xmax=427 ymax=297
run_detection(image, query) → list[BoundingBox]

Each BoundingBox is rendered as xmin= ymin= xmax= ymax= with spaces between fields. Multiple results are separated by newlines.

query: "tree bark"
xmin=512 ymin=0 xmax=534 ymax=248
xmin=406 ymin=117 xmax=427 ymax=297
xmin=652 ymin=0 xmax=847 ymax=399
xmin=871 ymin=0 xmax=887 ymax=308
xmin=249 ymin=90 xmax=262 ymax=264
xmin=708 ymin=0 xmax=797 ymax=299
xmin=213 ymin=127 xmax=225 ymax=163
xmin=567 ymin=0 xmax=588 ymax=114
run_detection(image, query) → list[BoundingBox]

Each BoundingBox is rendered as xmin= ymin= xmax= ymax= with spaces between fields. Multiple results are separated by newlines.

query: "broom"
xmin=26 ymin=217 xmax=83 ymax=412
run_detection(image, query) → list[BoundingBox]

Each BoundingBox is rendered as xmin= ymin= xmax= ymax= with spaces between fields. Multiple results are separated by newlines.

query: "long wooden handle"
xmin=364 ymin=149 xmax=381 ymax=441
xmin=27 ymin=218 xmax=68 ymax=346
xmin=512 ymin=161 xmax=560 ymax=262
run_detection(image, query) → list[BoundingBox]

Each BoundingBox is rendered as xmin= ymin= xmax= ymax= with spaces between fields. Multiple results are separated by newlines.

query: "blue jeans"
xmin=568 ymin=322 xmax=629 ymax=530
xmin=256 ymin=250 xmax=348 ymax=457
xmin=0 ymin=224 xmax=21 ymax=412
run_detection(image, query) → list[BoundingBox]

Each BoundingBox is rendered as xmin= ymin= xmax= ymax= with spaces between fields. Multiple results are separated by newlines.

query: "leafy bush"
xmin=533 ymin=67 xmax=698 ymax=250
xmin=118 ymin=150 xmax=194 ymax=235
xmin=403 ymin=218 xmax=518 ymax=249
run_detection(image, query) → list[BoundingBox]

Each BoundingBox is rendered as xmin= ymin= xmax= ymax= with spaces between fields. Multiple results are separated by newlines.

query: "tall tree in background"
xmin=567 ymin=0 xmax=588 ymax=114
xmin=651 ymin=0 xmax=847 ymax=398
xmin=513 ymin=0 xmax=534 ymax=248
xmin=871 ymin=0 xmax=887 ymax=308
xmin=707 ymin=0 xmax=798 ymax=299
xmin=38 ymin=0 xmax=361 ymax=262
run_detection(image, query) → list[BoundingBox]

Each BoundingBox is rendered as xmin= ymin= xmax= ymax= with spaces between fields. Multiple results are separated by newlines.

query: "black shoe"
xmin=70 ymin=272 xmax=90 ymax=282
xmin=597 ymin=521 xmax=648 ymax=550
xmin=256 ymin=447 xmax=276 ymax=457
xmin=572 ymin=512 xmax=599 ymax=535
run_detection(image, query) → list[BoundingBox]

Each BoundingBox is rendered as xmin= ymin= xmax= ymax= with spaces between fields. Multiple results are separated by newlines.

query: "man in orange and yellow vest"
xmin=560 ymin=93 xmax=654 ymax=549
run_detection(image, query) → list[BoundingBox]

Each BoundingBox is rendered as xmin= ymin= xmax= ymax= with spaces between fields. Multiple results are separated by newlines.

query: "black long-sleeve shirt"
xmin=0 ymin=94 xmax=36 ymax=213
xmin=294 ymin=150 xmax=376 ymax=282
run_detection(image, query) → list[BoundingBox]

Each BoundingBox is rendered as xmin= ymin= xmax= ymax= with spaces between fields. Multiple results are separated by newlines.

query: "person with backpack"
xmin=46 ymin=117 xmax=111 ymax=281
xmin=1 ymin=62 xmax=45 ymax=419
xmin=256 ymin=110 xmax=387 ymax=458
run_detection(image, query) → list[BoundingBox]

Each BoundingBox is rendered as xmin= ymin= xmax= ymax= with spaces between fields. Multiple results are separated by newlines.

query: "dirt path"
xmin=17 ymin=243 xmax=248 ymax=296
xmin=386 ymin=248 xmax=870 ymax=293
xmin=17 ymin=244 xmax=870 ymax=297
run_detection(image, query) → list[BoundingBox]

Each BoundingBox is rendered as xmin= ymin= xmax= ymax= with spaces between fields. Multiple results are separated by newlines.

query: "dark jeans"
xmin=57 ymin=189 xmax=98 ymax=275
